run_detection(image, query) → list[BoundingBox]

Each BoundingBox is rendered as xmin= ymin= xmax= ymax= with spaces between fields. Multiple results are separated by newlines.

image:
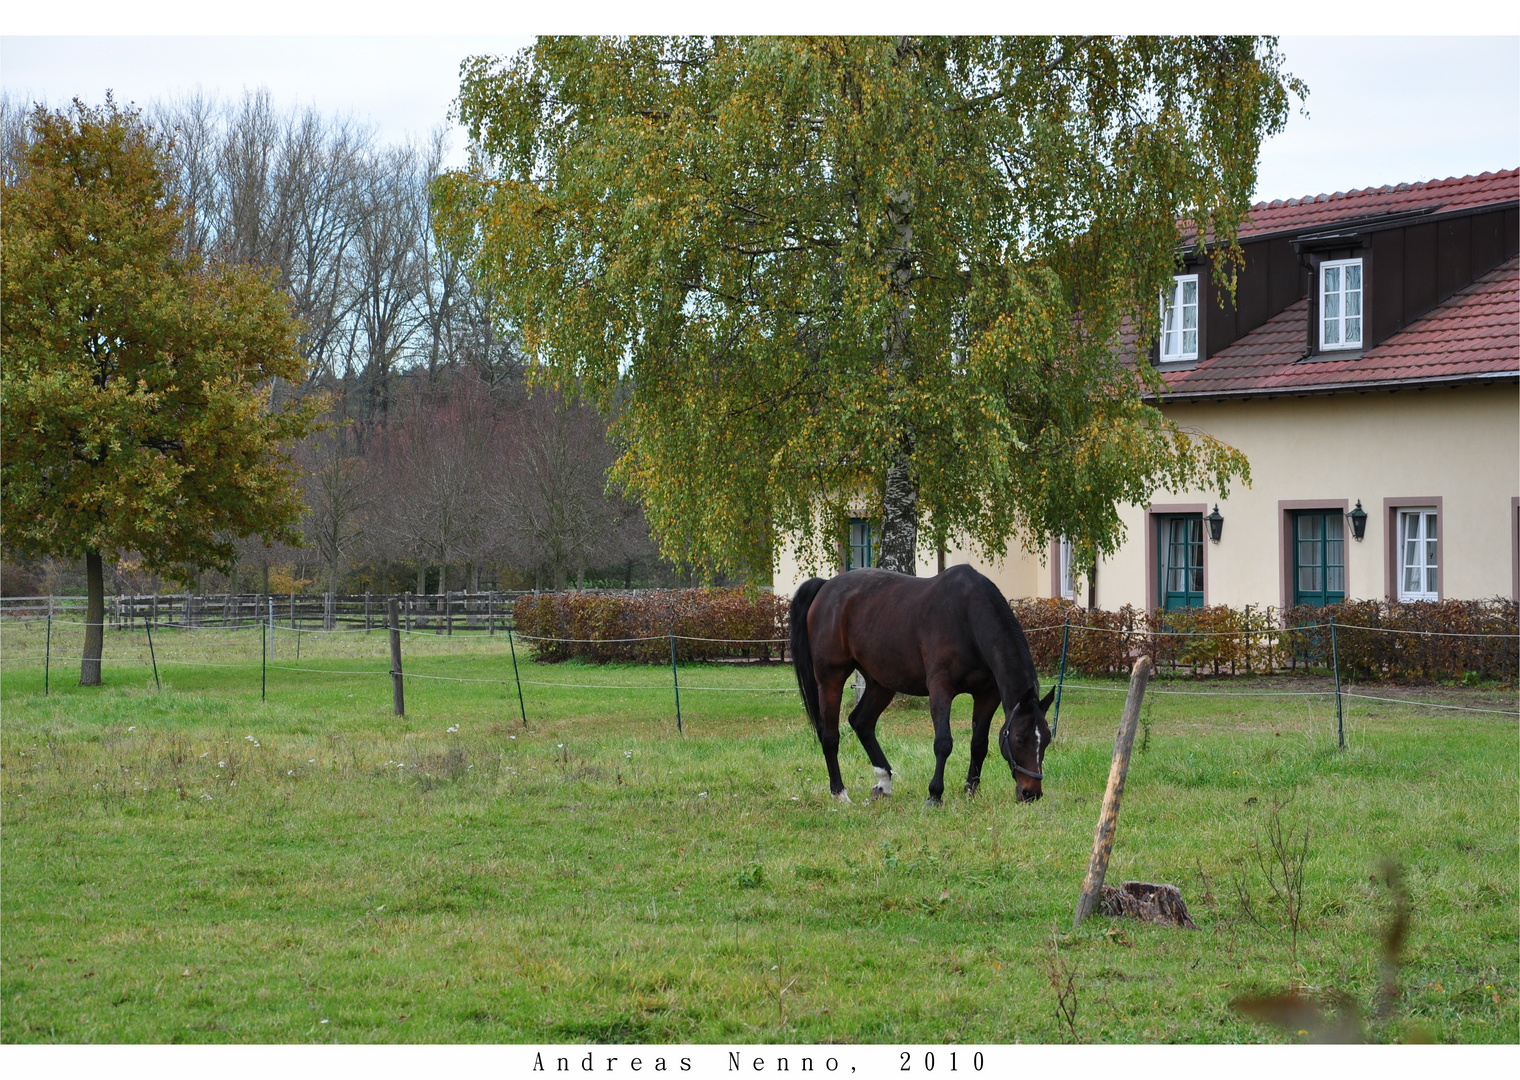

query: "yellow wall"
xmin=1092 ymin=383 xmax=1519 ymax=610
xmin=772 ymin=382 xmax=1518 ymax=606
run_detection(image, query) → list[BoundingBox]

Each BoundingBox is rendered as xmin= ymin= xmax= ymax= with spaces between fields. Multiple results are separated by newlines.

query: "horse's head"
xmin=999 ymin=687 xmax=1056 ymax=802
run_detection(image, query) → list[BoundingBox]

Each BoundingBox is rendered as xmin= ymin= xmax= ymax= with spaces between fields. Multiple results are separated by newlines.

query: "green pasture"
xmin=1 ymin=620 xmax=1516 ymax=1043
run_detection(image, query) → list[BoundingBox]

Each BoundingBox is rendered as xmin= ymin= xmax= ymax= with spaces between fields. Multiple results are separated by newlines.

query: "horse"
xmin=789 ymin=564 xmax=1055 ymax=806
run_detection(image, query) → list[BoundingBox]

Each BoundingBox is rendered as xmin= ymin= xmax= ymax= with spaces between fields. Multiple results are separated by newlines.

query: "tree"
xmin=1 ymin=98 xmax=321 ymax=684
xmin=439 ymin=36 xmax=1302 ymax=582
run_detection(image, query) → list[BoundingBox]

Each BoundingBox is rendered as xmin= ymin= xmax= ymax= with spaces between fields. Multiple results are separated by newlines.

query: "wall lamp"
xmin=1348 ymin=499 xmax=1368 ymax=541
xmin=1206 ymin=505 xmax=1224 ymax=543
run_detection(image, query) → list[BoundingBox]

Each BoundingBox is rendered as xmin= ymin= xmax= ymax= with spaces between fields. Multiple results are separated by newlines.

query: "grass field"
xmin=1 ymin=621 xmax=1516 ymax=1044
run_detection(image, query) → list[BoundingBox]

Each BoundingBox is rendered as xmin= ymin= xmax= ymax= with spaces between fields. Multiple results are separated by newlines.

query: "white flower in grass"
xmin=127 ymin=726 xmax=136 ymax=731
xmin=698 ymin=792 xmax=708 ymax=799
xmin=447 ymin=725 xmax=459 ymax=733
xmin=288 ymin=771 xmax=294 ymax=776
xmin=218 ymin=762 xmax=226 ymax=769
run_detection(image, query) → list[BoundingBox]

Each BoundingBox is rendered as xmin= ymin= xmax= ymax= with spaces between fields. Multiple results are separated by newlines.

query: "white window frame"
xmin=1397 ymin=507 xmax=1439 ymax=601
xmin=1058 ymin=536 xmax=1077 ymax=600
xmin=1159 ymin=274 xmax=1199 ymax=361
xmin=1319 ymin=257 xmax=1364 ymax=351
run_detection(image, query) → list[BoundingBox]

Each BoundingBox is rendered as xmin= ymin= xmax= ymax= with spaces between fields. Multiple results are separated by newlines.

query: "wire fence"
xmin=5 ymin=603 xmax=1516 ymax=749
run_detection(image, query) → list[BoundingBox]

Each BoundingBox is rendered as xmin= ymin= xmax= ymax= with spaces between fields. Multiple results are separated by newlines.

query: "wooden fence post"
xmin=447 ymin=591 xmax=454 ymax=636
xmin=1073 ymin=655 xmax=1153 ymax=930
xmin=389 ymin=598 xmax=405 ymax=717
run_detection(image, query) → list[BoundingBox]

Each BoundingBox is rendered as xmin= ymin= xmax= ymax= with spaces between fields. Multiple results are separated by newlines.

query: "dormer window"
xmin=1320 ymin=258 xmax=1363 ymax=351
xmin=1160 ymin=274 xmax=1199 ymax=361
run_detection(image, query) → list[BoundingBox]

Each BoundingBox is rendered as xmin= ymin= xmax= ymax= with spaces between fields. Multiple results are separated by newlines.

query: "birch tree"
xmin=439 ymin=36 xmax=1300 ymax=581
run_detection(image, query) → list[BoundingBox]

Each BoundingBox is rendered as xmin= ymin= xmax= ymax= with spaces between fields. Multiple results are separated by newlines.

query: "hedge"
xmin=1014 ymin=597 xmax=1517 ymax=683
xmin=512 ymin=588 xmax=1517 ymax=683
xmin=512 ymin=589 xmax=788 ymax=664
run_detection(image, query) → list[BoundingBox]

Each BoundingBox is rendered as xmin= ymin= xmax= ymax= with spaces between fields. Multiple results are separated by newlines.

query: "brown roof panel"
xmin=1158 ymin=255 xmax=1519 ymax=398
xmin=1237 ymin=169 xmax=1519 ymax=240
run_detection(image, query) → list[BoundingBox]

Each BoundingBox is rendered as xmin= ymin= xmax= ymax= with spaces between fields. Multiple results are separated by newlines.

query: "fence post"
xmin=1331 ymin=616 xmax=1344 ymax=750
xmin=268 ymin=596 xmax=275 ymax=659
xmin=405 ymin=592 xmax=412 ymax=634
xmin=365 ymin=592 xmax=371 ymax=633
xmin=261 ymin=618 xmax=267 ymax=702
xmin=507 ymin=622 xmax=527 ymax=728
xmin=670 ymin=630 xmax=684 ymax=734
xmin=447 ymin=591 xmax=453 ymax=636
xmin=145 ymin=619 xmax=161 ymax=691
xmin=1052 ymin=616 xmax=1070 ymax=739
xmin=389 ymin=598 xmax=405 ymax=717
xmin=1073 ymin=655 xmax=1152 ymax=930
xmin=488 ymin=591 xmax=495 ymax=636
xmin=44 ymin=613 xmax=51 ymax=696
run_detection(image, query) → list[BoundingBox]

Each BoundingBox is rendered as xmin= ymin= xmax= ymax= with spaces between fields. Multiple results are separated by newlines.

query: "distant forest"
xmin=1 ymin=91 xmax=716 ymax=598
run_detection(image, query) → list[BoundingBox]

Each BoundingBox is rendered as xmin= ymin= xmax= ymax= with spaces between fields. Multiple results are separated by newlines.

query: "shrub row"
xmin=512 ymin=589 xmax=789 ymax=664
xmin=1013 ymin=597 xmax=1517 ymax=683
xmin=513 ymin=588 xmax=1517 ymax=683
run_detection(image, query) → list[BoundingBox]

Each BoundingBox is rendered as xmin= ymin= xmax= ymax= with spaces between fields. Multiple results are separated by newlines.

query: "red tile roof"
xmin=1237 ymin=169 xmax=1519 ymax=240
xmin=1158 ymin=255 xmax=1520 ymax=398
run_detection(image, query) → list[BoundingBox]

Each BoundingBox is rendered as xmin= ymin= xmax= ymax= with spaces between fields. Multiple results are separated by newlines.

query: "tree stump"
xmin=1098 ymin=881 xmax=1197 ymax=929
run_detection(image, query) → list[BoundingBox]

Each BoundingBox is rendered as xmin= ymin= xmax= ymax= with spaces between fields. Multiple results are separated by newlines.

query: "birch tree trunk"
xmin=878 ymin=186 xmax=919 ymax=576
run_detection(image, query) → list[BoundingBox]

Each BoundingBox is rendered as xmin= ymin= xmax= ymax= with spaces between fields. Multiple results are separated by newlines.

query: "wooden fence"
xmin=0 ymin=592 xmax=538 ymax=634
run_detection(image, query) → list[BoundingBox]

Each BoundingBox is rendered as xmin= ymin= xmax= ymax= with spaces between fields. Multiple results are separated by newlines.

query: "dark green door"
xmin=846 ymin=518 xmax=876 ymax=570
xmin=1294 ymin=510 xmax=1346 ymax=606
xmin=1158 ymin=515 xmax=1204 ymax=609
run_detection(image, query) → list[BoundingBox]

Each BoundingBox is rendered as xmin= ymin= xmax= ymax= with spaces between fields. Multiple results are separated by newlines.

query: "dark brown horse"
xmin=790 ymin=565 xmax=1055 ymax=805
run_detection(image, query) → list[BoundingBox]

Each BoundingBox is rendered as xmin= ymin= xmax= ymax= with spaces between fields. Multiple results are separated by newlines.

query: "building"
xmin=776 ymin=170 xmax=1520 ymax=610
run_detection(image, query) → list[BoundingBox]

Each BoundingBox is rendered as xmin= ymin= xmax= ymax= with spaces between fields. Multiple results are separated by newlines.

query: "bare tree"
xmin=298 ymin=422 xmax=374 ymax=619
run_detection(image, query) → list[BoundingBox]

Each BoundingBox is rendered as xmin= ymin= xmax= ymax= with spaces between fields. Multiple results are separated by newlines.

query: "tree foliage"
xmin=1 ymin=97 xmax=321 ymax=677
xmin=439 ymin=36 xmax=1301 ymax=581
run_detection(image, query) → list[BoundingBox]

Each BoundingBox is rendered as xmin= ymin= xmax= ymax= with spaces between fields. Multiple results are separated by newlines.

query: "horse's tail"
xmin=789 ymin=577 xmax=828 ymax=741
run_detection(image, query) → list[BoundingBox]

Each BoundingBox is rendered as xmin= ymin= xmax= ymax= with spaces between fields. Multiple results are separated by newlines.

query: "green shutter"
xmin=1158 ymin=515 xmax=1204 ymax=609
xmin=1293 ymin=510 xmax=1346 ymax=606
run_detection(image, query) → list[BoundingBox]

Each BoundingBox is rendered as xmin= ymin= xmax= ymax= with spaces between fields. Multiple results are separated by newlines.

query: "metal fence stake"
xmin=261 ymin=619 xmax=267 ymax=702
xmin=145 ymin=619 xmax=161 ymax=691
xmin=1052 ymin=616 xmax=1070 ymax=738
xmin=44 ymin=613 xmax=51 ymax=696
xmin=670 ymin=629 xmax=683 ymax=734
xmin=507 ymin=623 xmax=527 ymax=727
xmin=1331 ymin=616 xmax=1344 ymax=749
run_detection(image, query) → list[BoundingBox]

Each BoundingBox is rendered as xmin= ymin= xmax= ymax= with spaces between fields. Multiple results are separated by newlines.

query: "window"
xmin=1294 ymin=510 xmax=1346 ymax=606
xmin=1058 ymin=536 xmax=1077 ymax=600
xmin=1320 ymin=258 xmax=1363 ymax=351
xmin=1157 ymin=515 xmax=1204 ymax=609
xmin=1160 ymin=274 xmax=1199 ymax=361
xmin=845 ymin=518 xmax=876 ymax=570
xmin=1398 ymin=508 xmax=1438 ymax=601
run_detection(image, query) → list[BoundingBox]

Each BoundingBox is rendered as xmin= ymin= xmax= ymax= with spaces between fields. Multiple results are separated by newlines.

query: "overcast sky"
xmin=2 ymin=33 xmax=1517 ymax=202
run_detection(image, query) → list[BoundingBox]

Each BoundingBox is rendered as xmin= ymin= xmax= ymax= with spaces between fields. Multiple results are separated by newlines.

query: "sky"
xmin=2 ymin=32 xmax=1517 ymax=201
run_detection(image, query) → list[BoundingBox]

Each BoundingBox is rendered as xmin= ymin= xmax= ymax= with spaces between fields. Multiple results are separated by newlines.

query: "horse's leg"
xmin=846 ymin=677 xmax=897 ymax=797
xmin=926 ymin=678 xmax=956 ymax=806
xmin=964 ymin=691 xmax=1000 ymax=796
xmin=818 ymin=672 xmax=852 ymax=803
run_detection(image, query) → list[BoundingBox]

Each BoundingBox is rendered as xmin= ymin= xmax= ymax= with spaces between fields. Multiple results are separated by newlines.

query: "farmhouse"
xmin=776 ymin=169 xmax=1520 ymax=611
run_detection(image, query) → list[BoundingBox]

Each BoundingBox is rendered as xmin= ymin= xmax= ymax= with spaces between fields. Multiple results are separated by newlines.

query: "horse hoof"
xmin=964 ymin=782 xmax=980 ymax=797
xmin=871 ymin=785 xmax=891 ymax=798
xmin=925 ymin=795 xmax=942 ymax=807
xmin=872 ymin=767 xmax=893 ymax=797
xmin=834 ymin=789 xmax=852 ymax=805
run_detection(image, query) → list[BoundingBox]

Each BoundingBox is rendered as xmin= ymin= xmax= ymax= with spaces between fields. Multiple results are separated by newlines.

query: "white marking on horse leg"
xmin=834 ymin=788 xmax=852 ymax=805
xmin=872 ymin=766 xmax=893 ymax=796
